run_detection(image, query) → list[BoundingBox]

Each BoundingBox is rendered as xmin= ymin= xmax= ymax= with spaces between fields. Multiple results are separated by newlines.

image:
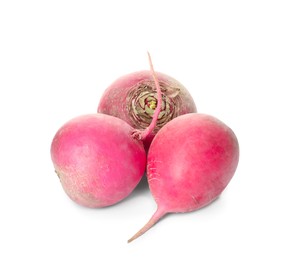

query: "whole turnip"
xmin=98 ymin=66 xmax=197 ymax=150
xmin=128 ymin=113 xmax=239 ymax=242
xmin=51 ymin=114 xmax=147 ymax=207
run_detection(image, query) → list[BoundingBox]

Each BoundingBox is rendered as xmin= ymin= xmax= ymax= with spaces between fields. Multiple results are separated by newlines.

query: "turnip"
xmin=50 ymin=53 xmax=162 ymax=208
xmin=97 ymin=64 xmax=197 ymax=150
xmin=128 ymin=113 xmax=239 ymax=242
xmin=51 ymin=114 xmax=146 ymax=207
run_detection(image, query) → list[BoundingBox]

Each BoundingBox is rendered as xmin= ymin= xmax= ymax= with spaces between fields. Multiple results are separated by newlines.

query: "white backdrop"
xmin=1 ymin=1 xmax=288 ymax=259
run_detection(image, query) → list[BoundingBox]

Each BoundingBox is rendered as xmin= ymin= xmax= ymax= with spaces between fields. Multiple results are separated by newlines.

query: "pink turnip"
xmin=97 ymin=66 xmax=197 ymax=150
xmin=128 ymin=113 xmax=239 ymax=242
xmin=51 ymin=53 xmax=162 ymax=208
xmin=51 ymin=114 xmax=147 ymax=207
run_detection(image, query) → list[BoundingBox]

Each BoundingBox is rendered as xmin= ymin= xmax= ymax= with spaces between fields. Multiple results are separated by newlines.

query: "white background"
xmin=1 ymin=0 xmax=288 ymax=259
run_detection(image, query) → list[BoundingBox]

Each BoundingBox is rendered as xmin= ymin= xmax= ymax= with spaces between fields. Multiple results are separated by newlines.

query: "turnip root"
xmin=50 ymin=53 xmax=163 ymax=208
xmin=51 ymin=114 xmax=147 ymax=207
xmin=98 ymin=64 xmax=197 ymax=150
xmin=128 ymin=113 xmax=239 ymax=242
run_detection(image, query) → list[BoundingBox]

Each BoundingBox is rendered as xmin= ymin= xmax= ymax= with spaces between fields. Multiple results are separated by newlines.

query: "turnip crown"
xmin=127 ymin=81 xmax=181 ymax=133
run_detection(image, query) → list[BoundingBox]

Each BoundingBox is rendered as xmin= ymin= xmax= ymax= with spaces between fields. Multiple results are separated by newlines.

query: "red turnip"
xmin=97 ymin=64 xmax=197 ymax=150
xmin=51 ymin=114 xmax=146 ymax=207
xmin=51 ymin=53 xmax=162 ymax=208
xmin=128 ymin=113 xmax=239 ymax=242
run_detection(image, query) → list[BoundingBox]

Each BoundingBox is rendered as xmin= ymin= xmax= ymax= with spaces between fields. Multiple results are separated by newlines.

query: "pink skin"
xmin=97 ymin=70 xmax=197 ymax=151
xmin=128 ymin=113 xmax=239 ymax=242
xmin=51 ymin=114 xmax=147 ymax=208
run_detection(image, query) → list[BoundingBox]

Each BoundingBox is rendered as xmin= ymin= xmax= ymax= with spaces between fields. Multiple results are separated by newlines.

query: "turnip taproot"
xmin=128 ymin=113 xmax=239 ymax=242
xmin=51 ymin=53 xmax=162 ymax=208
xmin=98 ymin=65 xmax=197 ymax=150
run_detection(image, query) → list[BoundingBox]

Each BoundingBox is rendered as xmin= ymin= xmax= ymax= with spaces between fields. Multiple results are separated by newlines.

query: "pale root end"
xmin=127 ymin=207 xmax=167 ymax=243
xmin=132 ymin=52 xmax=162 ymax=141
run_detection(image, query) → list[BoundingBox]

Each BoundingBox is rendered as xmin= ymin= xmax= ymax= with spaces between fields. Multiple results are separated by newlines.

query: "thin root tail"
xmin=127 ymin=207 xmax=166 ymax=243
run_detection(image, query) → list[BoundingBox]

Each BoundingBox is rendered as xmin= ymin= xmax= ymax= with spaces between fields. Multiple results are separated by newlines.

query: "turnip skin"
xmin=97 ymin=70 xmax=197 ymax=150
xmin=148 ymin=113 xmax=239 ymax=212
xmin=128 ymin=113 xmax=239 ymax=242
xmin=51 ymin=114 xmax=146 ymax=208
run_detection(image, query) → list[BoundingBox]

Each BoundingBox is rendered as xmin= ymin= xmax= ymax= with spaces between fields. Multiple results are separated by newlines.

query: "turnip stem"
xmin=127 ymin=207 xmax=167 ymax=243
xmin=134 ymin=52 xmax=162 ymax=140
